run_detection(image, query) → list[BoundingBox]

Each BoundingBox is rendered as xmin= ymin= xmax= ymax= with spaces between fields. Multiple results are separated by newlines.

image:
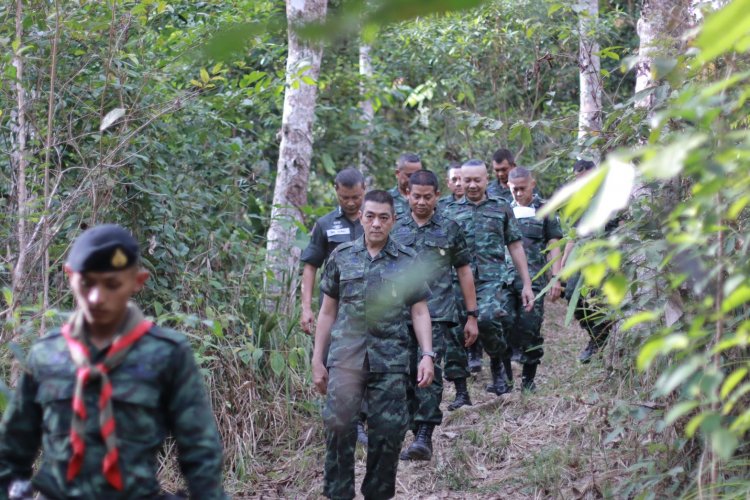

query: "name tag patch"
xmin=513 ymin=206 xmax=537 ymax=219
xmin=327 ymin=228 xmax=351 ymax=237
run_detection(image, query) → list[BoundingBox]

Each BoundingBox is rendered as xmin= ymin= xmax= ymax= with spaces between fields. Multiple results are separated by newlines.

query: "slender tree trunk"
xmin=358 ymin=42 xmax=374 ymax=181
xmin=9 ymin=0 xmax=29 ymax=332
xmin=577 ymin=0 xmax=602 ymax=158
xmin=264 ymin=0 xmax=327 ymax=314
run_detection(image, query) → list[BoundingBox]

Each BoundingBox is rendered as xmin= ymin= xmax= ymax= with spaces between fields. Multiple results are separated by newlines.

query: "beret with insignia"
xmin=67 ymin=224 xmax=139 ymax=272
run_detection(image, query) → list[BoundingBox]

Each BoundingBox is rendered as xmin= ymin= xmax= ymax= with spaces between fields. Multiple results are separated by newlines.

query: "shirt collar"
xmin=351 ymin=236 xmax=399 ymax=258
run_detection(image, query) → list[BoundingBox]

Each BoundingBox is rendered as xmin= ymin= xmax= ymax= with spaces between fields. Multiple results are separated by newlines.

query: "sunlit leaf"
xmin=720 ymin=368 xmax=747 ymax=399
xmin=602 ymin=274 xmax=628 ymax=306
xmin=655 ymin=356 xmax=703 ymax=396
xmin=99 ymin=107 xmax=126 ymax=132
xmin=637 ymin=334 xmax=690 ymax=371
xmin=578 ymin=158 xmax=634 ymax=236
xmin=622 ymin=311 xmax=660 ymax=332
xmin=582 ymin=262 xmax=606 ymax=287
xmin=537 ymin=167 xmax=606 ymax=221
xmin=722 ymin=284 xmax=750 ymax=312
xmin=665 ymin=401 xmax=700 ymax=425
xmin=694 ymin=0 xmax=750 ymax=65
xmin=640 ymin=135 xmax=706 ymax=180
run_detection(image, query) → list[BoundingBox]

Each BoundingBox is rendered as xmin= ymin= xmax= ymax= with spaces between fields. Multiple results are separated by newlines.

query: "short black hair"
xmin=363 ymin=189 xmax=394 ymax=214
xmin=508 ymin=166 xmax=532 ymax=181
xmin=334 ymin=167 xmax=365 ymax=189
xmin=492 ymin=148 xmax=515 ymax=165
xmin=573 ymin=159 xmax=595 ymax=173
xmin=445 ymin=161 xmax=462 ymax=173
xmin=408 ymin=170 xmax=439 ymax=191
xmin=397 ymin=153 xmax=421 ymax=170
xmin=462 ymin=159 xmax=486 ymax=168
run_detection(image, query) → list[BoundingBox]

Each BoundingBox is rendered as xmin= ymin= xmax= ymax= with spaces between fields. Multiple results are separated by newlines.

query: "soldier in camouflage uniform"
xmin=392 ymin=170 xmax=478 ymax=461
xmin=437 ymin=162 xmax=464 ymax=212
xmin=312 ymin=190 xmax=435 ymax=500
xmin=387 ymin=152 xmax=422 ymax=218
xmin=0 ymin=224 xmax=227 ymax=500
xmin=486 ymin=148 xmax=515 ymax=203
xmin=561 ymin=160 xmax=617 ymax=363
xmin=506 ymin=167 xmax=563 ymax=390
xmin=444 ymin=160 xmax=535 ymax=396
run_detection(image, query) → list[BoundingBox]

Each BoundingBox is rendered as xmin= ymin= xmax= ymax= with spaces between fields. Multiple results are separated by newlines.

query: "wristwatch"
xmin=421 ymin=351 xmax=436 ymax=359
xmin=465 ymin=309 xmax=479 ymax=318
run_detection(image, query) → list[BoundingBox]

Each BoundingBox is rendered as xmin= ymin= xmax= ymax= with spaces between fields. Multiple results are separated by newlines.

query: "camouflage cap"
xmin=67 ymin=224 xmax=139 ymax=272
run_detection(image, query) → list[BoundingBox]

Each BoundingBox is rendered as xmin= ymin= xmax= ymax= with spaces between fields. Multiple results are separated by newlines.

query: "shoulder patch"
xmin=148 ymin=325 xmax=188 ymax=345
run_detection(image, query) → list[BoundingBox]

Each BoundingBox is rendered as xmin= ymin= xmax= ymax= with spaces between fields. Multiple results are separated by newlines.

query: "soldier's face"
xmin=66 ymin=266 xmax=149 ymax=332
xmin=407 ymin=184 xmax=439 ymax=219
xmin=395 ymin=161 xmax=422 ymax=193
xmin=446 ymin=168 xmax=464 ymax=197
xmin=493 ymin=160 xmax=514 ymax=185
xmin=508 ymin=176 xmax=535 ymax=207
xmin=335 ymin=183 xmax=365 ymax=218
xmin=462 ymin=165 xmax=488 ymax=202
xmin=361 ymin=201 xmax=395 ymax=246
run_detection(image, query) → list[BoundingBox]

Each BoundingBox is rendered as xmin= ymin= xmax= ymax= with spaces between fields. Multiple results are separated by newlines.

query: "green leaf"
xmin=695 ymin=0 xmax=750 ymax=64
xmin=720 ymin=367 xmax=747 ymax=399
xmin=665 ymin=401 xmax=700 ymax=425
xmin=710 ymin=428 xmax=738 ymax=461
xmin=640 ymin=135 xmax=707 ymax=180
xmin=602 ymin=274 xmax=628 ymax=306
xmin=722 ymin=284 xmax=750 ymax=312
xmin=270 ymin=351 xmax=285 ymax=376
xmin=655 ymin=356 xmax=703 ymax=396
xmin=622 ymin=311 xmax=659 ymax=332
xmin=637 ymin=334 xmax=690 ymax=371
xmin=200 ymin=68 xmax=210 ymax=84
xmin=99 ymin=108 xmax=126 ymax=132
xmin=582 ymin=262 xmax=606 ymax=287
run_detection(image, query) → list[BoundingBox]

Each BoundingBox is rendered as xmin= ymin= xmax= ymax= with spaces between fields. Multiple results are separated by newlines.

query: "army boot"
xmin=447 ymin=377 xmax=472 ymax=411
xmin=356 ymin=420 xmax=368 ymax=446
xmin=468 ymin=343 xmax=483 ymax=373
xmin=521 ymin=363 xmax=537 ymax=392
xmin=399 ymin=424 xmax=435 ymax=461
xmin=578 ymin=340 xmax=598 ymax=364
xmin=486 ymin=357 xmax=512 ymax=395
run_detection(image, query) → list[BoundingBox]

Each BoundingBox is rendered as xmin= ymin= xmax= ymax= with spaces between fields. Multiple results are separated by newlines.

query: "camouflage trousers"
xmin=475 ymin=281 xmax=512 ymax=359
xmin=566 ymin=274 xmax=611 ymax=346
xmin=406 ymin=322 xmax=448 ymax=427
xmin=444 ymin=285 xmax=470 ymax=381
xmin=323 ymin=367 xmax=408 ymax=500
xmin=506 ymin=278 xmax=545 ymax=365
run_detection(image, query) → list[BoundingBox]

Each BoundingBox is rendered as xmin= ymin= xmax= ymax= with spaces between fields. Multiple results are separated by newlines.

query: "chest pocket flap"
xmin=520 ymin=219 xmax=544 ymax=240
xmin=340 ymin=266 xmax=366 ymax=301
xmin=36 ymin=378 xmax=74 ymax=404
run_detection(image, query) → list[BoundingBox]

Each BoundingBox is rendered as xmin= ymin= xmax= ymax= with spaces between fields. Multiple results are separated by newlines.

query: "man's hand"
xmin=521 ymin=285 xmax=535 ymax=312
xmin=463 ymin=316 xmax=479 ymax=347
xmin=548 ymin=279 xmax=562 ymax=302
xmin=417 ymin=356 xmax=435 ymax=388
xmin=300 ymin=307 xmax=315 ymax=335
xmin=312 ymin=360 xmax=329 ymax=395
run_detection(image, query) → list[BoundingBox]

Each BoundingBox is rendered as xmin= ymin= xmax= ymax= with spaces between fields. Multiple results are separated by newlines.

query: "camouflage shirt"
xmin=486 ymin=181 xmax=513 ymax=203
xmin=387 ymin=186 xmax=410 ymax=219
xmin=0 ymin=325 xmax=227 ymax=500
xmin=437 ymin=194 xmax=462 ymax=213
xmin=392 ymin=212 xmax=471 ymax=325
xmin=444 ymin=195 xmax=523 ymax=285
xmin=320 ymin=236 xmax=430 ymax=373
xmin=509 ymin=196 xmax=564 ymax=288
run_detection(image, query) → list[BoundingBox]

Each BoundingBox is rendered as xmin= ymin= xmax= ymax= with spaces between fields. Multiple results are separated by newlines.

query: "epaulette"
xmin=331 ymin=241 xmax=355 ymax=255
xmin=397 ymin=243 xmax=418 ymax=257
xmin=147 ymin=325 xmax=188 ymax=345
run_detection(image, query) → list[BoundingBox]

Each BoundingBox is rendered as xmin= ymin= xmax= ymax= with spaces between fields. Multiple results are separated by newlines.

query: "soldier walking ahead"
xmin=0 ymin=224 xmax=228 ymax=500
xmin=392 ymin=170 xmax=478 ymax=461
xmin=444 ymin=160 xmax=535 ymax=396
xmin=312 ymin=190 xmax=435 ymax=500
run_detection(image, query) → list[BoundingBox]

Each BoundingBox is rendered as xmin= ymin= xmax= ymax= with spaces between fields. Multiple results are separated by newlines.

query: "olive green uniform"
xmin=319 ymin=236 xmax=430 ymax=500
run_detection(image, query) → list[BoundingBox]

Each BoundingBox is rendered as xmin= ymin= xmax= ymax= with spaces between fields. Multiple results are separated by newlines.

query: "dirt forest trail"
xmin=346 ymin=299 xmax=629 ymax=499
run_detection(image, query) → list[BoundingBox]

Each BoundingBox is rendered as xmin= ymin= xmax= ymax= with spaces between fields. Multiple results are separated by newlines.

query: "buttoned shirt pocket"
xmin=110 ymin=379 xmax=163 ymax=445
xmin=368 ymin=273 xmax=406 ymax=338
xmin=339 ymin=267 xmax=366 ymax=303
xmin=35 ymin=378 xmax=74 ymax=437
xmin=480 ymin=209 xmax=506 ymax=234
xmin=520 ymin=219 xmax=544 ymax=240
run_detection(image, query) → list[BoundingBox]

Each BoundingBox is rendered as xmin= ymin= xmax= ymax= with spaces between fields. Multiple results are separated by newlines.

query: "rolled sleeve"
xmin=319 ymin=256 xmax=340 ymax=300
xmin=300 ymin=222 xmax=327 ymax=268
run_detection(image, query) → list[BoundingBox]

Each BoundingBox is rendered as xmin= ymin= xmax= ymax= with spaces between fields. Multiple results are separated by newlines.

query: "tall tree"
xmin=358 ymin=41 xmax=374 ymax=181
xmin=264 ymin=0 xmax=328 ymax=314
xmin=577 ymin=0 xmax=602 ymax=158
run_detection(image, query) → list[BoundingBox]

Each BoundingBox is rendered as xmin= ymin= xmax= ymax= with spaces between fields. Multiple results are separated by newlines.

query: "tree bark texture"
xmin=634 ymin=0 xmax=692 ymax=109
xmin=358 ymin=42 xmax=374 ymax=181
xmin=10 ymin=0 xmax=29 ymax=330
xmin=577 ymin=0 xmax=602 ymax=152
xmin=264 ymin=0 xmax=327 ymax=314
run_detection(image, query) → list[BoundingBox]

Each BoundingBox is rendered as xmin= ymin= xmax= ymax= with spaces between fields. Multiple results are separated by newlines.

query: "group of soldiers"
xmin=303 ymin=151 xmax=613 ymax=499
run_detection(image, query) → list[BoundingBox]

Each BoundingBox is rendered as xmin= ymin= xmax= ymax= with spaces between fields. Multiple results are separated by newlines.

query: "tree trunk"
xmin=577 ymin=0 xmax=602 ymax=158
xmin=634 ymin=0 xmax=692 ymax=110
xmin=9 ymin=0 xmax=29 ymax=334
xmin=264 ymin=0 xmax=327 ymax=315
xmin=358 ymin=41 xmax=374 ymax=181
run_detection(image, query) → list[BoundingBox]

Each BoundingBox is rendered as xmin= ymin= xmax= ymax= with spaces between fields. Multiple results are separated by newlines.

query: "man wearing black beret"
xmin=0 ymin=224 xmax=228 ymax=499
